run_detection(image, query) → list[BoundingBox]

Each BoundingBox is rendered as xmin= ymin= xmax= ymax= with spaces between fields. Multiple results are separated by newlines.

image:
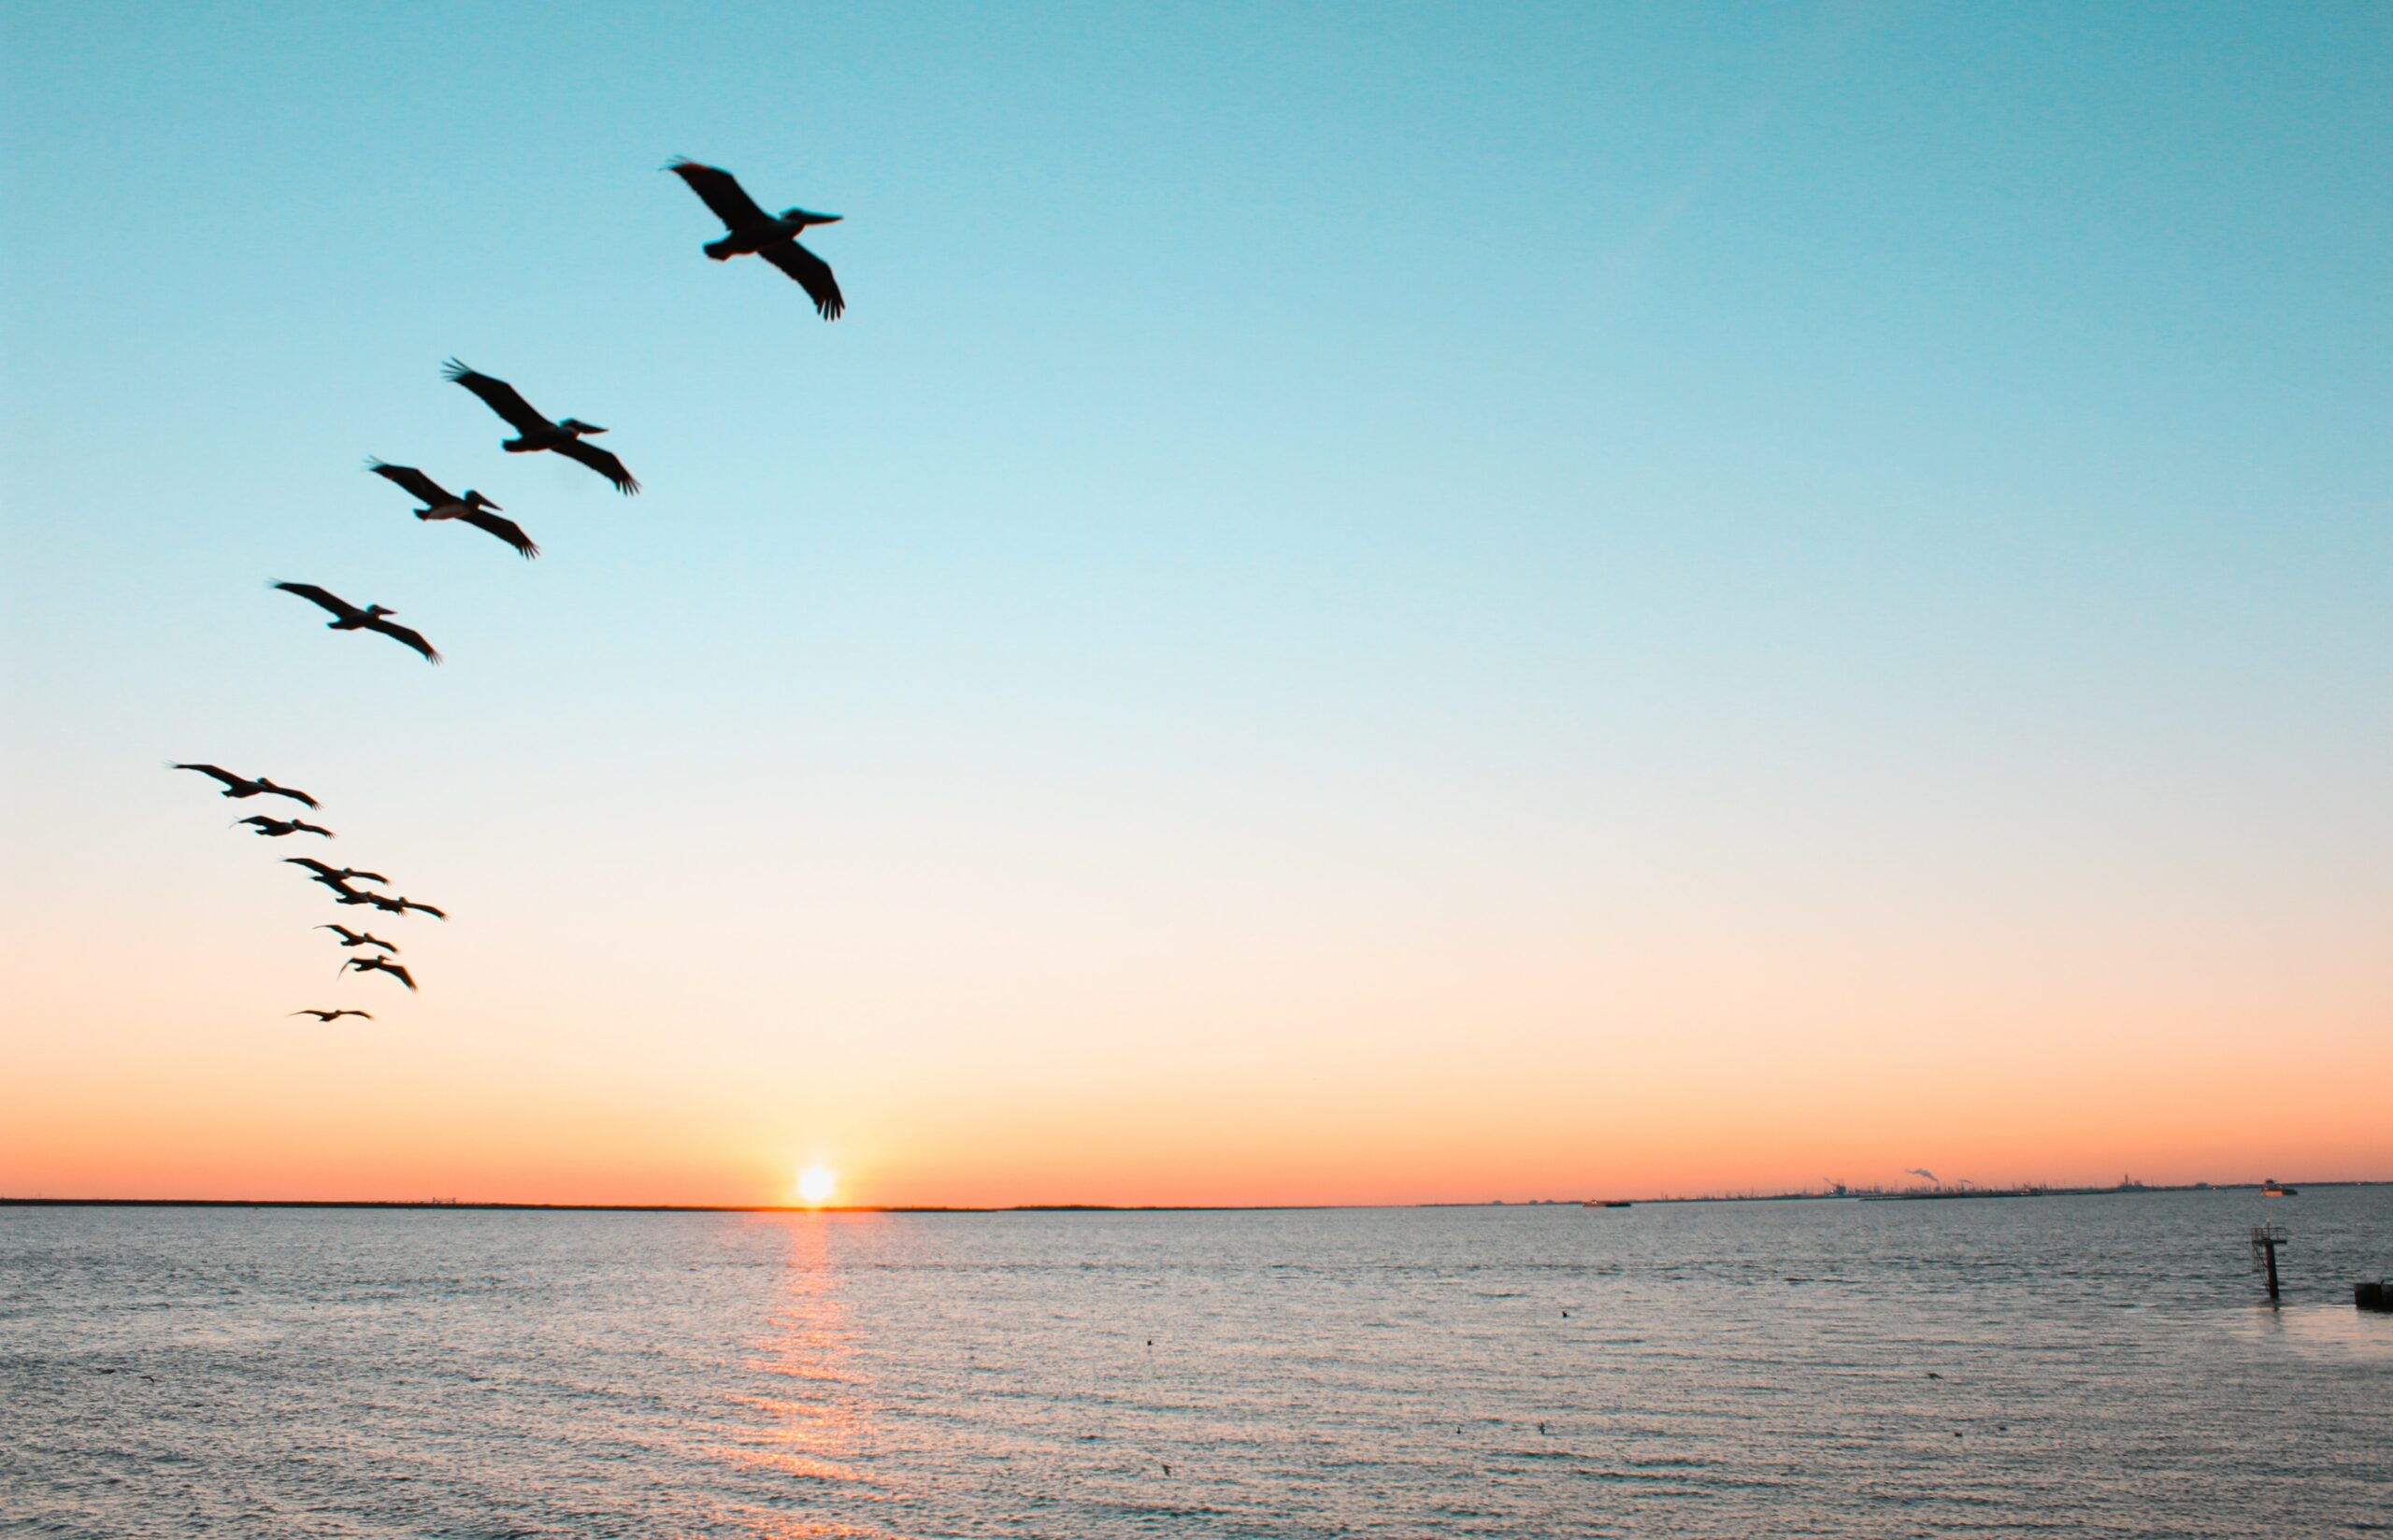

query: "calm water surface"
xmin=3 ymin=1191 xmax=2388 ymax=1537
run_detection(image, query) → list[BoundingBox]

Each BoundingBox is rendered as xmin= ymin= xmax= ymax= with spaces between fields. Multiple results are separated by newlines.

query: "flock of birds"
xmin=170 ymin=161 xmax=847 ymax=1024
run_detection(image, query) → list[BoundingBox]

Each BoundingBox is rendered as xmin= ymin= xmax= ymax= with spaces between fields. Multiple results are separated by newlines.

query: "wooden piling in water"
xmin=2250 ymin=1225 xmax=2286 ymax=1304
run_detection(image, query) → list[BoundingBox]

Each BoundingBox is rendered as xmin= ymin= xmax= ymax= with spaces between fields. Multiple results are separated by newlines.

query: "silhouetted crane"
xmin=319 ymin=924 xmax=399 ymax=953
xmin=272 ymin=582 xmax=441 ymax=663
xmin=443 ymin=361 xmax=638 ymax=494
xmin=291 ymin=1008 xmax=373 ymax=1022
xmin=342 ymin=954 xmax=417 ymax=991
xmin=367 ymin=460 xmax=540 ymax=559
xmin=235 ymin=814 xmax=334 ymax=838
xmin=173 ymin=763 xmax=318 ymax=807
xmin=665 ymin=159 xmax=846 ymax=320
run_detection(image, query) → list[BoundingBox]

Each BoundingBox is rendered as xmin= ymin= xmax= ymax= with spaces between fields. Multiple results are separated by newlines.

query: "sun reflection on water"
xmin=723 ymin=1216 xmax=896 ymax=1538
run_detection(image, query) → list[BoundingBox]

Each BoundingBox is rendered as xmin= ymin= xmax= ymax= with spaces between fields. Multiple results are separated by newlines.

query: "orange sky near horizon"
xmin=7 ymin=879 xmax=2385 ymax=1207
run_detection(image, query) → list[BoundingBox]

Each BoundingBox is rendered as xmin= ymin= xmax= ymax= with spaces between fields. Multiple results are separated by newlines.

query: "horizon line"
xmin=5 ymin=1179 xmax=2379 ymax=1215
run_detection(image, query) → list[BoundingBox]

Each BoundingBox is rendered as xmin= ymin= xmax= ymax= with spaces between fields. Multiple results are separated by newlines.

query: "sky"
xmin=3 ymin=1 xmax=2387 ymax=1206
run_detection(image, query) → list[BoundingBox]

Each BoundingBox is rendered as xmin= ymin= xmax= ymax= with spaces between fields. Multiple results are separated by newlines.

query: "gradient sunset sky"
xmin=3 ymin=2 xmax=2386 ymax=1206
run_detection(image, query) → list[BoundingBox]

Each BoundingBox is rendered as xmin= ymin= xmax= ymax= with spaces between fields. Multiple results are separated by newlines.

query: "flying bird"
xmin=318 ymin=924 xmax=398 ymax=953
xmin=291 ymin=1008 xmax=373 ymax=1022
xmin=342 ymin=954 xmax=417 ymax=991
xmin=665 ymin=159 xmax=846 ymax=320
xmin=361 ymin=891 xmax=447 ymax=920
xmin=285 ymin=857 xmax=388 ymax=887
xmin=366 ymin=461 xmax=540 ymax=559
xmin=235 ymin=814 xmax=334 ymax=838
xmin=442 ymin=361 xmax=638 ymax=494
xmin=173 ymin=763 xmax=318 ymax=807
xmin=271 ymin=582 xmax=441 ymax=663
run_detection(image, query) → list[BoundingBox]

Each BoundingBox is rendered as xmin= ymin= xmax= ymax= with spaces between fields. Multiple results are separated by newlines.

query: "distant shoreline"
xmin=3 ymin=1182 xmax=2381 ymax=1215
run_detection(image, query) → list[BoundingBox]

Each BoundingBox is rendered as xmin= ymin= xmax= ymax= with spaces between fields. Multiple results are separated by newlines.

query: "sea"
xmin=3 ymin=1190 xmax=2387 ymax=1537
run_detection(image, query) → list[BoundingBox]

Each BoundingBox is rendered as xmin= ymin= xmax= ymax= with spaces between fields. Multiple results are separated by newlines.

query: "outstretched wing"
xmin=339 ymin=1010 xmax=374 ymax=1020
xmin=320 ymin=925 xmax=360 ymax=943
xmin=362 ymin=933 xmax=398 ymax=953
xmin=666 ymin=158 xmax=774 ymax=233
xmin=383 ymin=960 xmax=419 ymax=991
xmin=400 ymin=898 xmax=449 ymax=920
xmin=294 ymin=820 xmax=334 ymax=837
xmin=175 ymin=763 xmax=241 ymax=789
xmin=760 ymin=239 xmax=845 ymax=320
xmin=554 ymin=437 xmax=640 ymax=495
xmin=367 ymin=460 xmax=454 ymax=506
xmin=442 ymin=360 xmax=550 ymax=434
xmin=262 ymin=780 xmax=320 ymax=808
xmin=344 ymin=868 xmax=389 ymax=885
xmin=458 ymin=506 xmax=541 ymax=559
xmin=365 ymin=615 xmax=442 ymax=664
xmin=286 ymin=857 xmax=337 ymax=877
xmin=273 ymin=581 xmax=358 ymax=620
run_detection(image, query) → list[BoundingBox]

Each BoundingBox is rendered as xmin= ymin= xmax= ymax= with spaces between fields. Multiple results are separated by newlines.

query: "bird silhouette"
xmin=367 ymin=461 xmax=541 ymax=559
xmin=342 ymin=954 xmax=416 ymax=991
xmin=362 ymin=891 xmax=447 ymax=920
xmin=235 ymin=814 xmax=334 ymax=838
xmin=285 ymin=857 xmax=388 ymax=888
xmin=291 ymin=1008 xmax=373 ymax=1022
xmin=665 ymin=159 xmax=846 ymax=319
xmin=173 ymin=763 xmax=318 ymax=807
xmin=272 ymin=582 xmax=441 ymax=663
xmin=443 ymin=361 xmax=638 ymax=494
xmin=318 ymin=924 xmax=399 ymax=953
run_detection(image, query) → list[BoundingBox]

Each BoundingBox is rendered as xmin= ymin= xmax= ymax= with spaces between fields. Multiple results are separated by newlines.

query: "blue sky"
xmin=3 ymin=2 xmax=2387 ymax=1199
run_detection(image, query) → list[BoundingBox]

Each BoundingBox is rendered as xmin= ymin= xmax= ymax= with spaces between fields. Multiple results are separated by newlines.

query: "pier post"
xmin=2250 ymin=1224 xmax=2286 ymax=1304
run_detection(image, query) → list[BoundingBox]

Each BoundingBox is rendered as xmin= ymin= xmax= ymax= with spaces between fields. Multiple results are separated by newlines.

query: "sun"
xmin=796 ymin=1165 xmax=838 ymax=1206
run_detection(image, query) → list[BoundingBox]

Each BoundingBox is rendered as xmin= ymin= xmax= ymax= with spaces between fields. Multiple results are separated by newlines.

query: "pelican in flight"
xmin=292 ymin=1008 xmax=373 ymax=1023
xmin=443 ymin=361 xmax=638 ymax=494
xmin=342 ymin=954 xmax=417 ymax=991
xmin=665 ymin=159 xmax=846 ymax=320
xmin=286 ymin=857 xmax=388 ymax=888
xmin=361 ymin=891 xmax=447 ymax=920
xmin=319 ymin=924 xmax=398 ymax=953
xmin=272 ymin=582 xmax=441 ymax=663
xmin=235 ymin=814 xmax=334 ymax=838
xmin=368 ymin=461 xmax=540 ymax=559
xmin=173 ymin=763 xmax=319 ymax=807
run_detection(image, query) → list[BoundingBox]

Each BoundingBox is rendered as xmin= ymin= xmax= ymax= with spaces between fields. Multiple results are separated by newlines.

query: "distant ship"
xmin=1581 ymin=1200 xmax=1633 ymax=1208
xmin=2262 ymin=1178 xmax=2298 ymax=1197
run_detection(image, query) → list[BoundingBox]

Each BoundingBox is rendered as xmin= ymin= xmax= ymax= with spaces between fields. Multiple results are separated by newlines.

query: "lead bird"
xmin=443 ymin=361 xmax=639 ymax=494
xmin=235 ymin=814 xmax=334 ymax=838
xmin=342 ymin=954 xmax=417 ymax=991
xmin=666 ymin=159 xmax=845 ymax=319
xmin=319 ymin=924 xmax=399 ymax=953
xmin=173 ymin=763 xmax=318 ymax=807
xmin=367 ymin=461 xmax=540 ymax=559
xmin=272 ymin=582 xmax=441 ymax=663
xmin=291 ymin=1008 xmax=373 ymax=1022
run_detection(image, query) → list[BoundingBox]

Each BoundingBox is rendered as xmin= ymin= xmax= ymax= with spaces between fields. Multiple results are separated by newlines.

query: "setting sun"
xmin=796 ymin=1165 xmax=837 ymax=1206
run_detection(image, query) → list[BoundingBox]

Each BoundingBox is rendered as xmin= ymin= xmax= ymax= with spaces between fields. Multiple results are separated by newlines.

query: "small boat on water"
xmin=2262 ymin=1178 xmax=2298 ymax=1197
xmin=1582 ymin=1200 xmax=1633 ymax=1208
